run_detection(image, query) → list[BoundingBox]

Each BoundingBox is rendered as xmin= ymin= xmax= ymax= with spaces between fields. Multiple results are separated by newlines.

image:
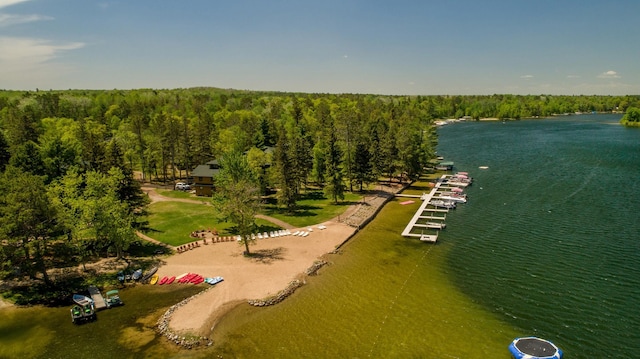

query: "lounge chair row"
xmin=237 ymin=224 xmax=328 ymax=241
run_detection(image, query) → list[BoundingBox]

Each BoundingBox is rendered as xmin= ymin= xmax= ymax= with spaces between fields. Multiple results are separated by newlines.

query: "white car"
xmin=175 ymin=182 xmax=191 ymax=190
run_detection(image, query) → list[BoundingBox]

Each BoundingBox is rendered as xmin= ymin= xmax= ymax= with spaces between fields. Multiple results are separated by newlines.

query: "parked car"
xmin=175 ymin=182 xmax=191 ymax=190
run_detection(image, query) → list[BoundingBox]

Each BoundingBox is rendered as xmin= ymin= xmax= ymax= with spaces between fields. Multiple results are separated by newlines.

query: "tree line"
xmin=0 ymin=88 xmax=636 ymax=282
xmin=0 ymin=88 xmax=437 ymax=282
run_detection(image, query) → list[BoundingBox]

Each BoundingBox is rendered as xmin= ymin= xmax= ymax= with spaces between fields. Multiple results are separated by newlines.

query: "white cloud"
xmin=0 ymin=13 xmax=51 ymax=26
xmin=0 ymin=37 xmax=84 ymax=64
xmin=0 ymin=37 xmax=85 ymax=88
xmin=520 ymin=75 xmax=533 ymax=79
xmin=566 ymin=75 xmax=580 ymax=79
xmin=0 ymin=0 xmax=52 ymax=27
xmin=598 ymin=70 xmax=620 ymax=79
xmin=0 ymin=0 xmax=31 ymax=10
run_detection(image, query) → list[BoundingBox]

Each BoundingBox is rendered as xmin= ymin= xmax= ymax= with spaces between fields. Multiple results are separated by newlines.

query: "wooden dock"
xmin=88 ymin=286 xmax=108 ymax=310
xmin=401 ymin=175 xmax=449 ymax=242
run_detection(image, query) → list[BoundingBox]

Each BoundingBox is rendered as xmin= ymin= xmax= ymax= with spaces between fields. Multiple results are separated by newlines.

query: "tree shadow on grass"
xmin=246 ymin=247 xmax=287 ymax=264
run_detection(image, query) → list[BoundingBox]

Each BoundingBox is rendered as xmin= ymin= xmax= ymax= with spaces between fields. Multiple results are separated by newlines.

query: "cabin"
xmin=191 ymin=159 xmax=221 ymax=196
xmin=191 ymin=146 xmax=275 ymax=197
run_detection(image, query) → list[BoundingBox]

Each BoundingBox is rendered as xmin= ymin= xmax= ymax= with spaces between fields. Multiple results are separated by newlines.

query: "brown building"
xmin=191 ymin=159 xmax=221 ymax=196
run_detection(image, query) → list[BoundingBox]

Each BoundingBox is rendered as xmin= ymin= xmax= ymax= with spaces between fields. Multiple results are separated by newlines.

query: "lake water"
xmin=438 ymin=114 xmax=640 ymax=358
xmin=4 ymin=114 xmax=635 ymax=358
xmin=102 ymin=113 xmax=636 ymax=359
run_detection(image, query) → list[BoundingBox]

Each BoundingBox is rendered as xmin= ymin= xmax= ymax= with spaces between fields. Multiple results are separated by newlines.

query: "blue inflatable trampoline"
xmin=508 ymin=337 xmax=563 ymax=359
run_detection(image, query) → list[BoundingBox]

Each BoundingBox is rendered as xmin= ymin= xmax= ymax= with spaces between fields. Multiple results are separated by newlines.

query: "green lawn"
xmin=156 ymin=189 xmax=210 ymax=202
xmin=144 ymin=201 xmax=280 ymax=246
xmin=263 ymin=191 xmax=362 ymax=228
xmin=145 ymin=190 xmax=362 ymax=246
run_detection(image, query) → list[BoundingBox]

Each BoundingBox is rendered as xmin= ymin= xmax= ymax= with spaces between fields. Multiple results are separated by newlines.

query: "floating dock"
xmin=400 ymin=175 xmax=448 ymax=242
xmin=88 ymin=286 xmax=108 ymax=310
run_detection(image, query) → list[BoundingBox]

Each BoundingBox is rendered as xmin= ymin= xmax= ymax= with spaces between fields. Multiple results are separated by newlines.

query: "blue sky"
xmin=1 ymin=0 xmax=639 ymax=95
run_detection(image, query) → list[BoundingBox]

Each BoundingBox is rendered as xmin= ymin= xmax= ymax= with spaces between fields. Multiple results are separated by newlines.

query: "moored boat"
xmin=70 ymin=305 xmax=83 ymax=323
xmin=434 ymin=194 xmax=467 ymax=203
xmin=105 ymin=290 xmax=123 ymax=307
xmin=150 ymin=274 xmax=159 ymax=285
xmin=429 ymin=199 xmax=457 ymax=209
xmin=158 ymin=276 xmax=168 ymax=285
xmin=71 ymin=294 xmax=96 ymax=323
xmin=166 ymin=276 xmax=176 ymax=284
xmin=508 ymin=337 xmax=563 ymax=359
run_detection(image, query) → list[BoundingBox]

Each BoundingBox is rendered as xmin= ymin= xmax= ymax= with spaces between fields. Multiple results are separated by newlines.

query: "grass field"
xmin=156 ymin=189 xmax=210 ymax=202
xmin=262 ymin=191 xmax=362 ymax=228
xmin=145 ymin=189 xmax=361 ymax=246
xmin=144 ymin=201 xmax=280 ymax=246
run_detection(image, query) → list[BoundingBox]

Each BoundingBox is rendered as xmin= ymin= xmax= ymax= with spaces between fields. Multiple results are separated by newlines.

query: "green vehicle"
xmin=105 ymin=290 xmax=123 ymax=307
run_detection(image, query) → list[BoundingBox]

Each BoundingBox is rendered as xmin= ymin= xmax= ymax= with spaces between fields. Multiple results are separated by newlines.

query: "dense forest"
xmin=0 ymin=88 xmax=638 ymax=286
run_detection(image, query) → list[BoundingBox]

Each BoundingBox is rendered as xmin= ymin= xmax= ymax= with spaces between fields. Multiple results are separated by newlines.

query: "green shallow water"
xmin=0 ymin=285 xmax=204 ymax=359
xmin=201 ymin=201 xmax=519 ymax=358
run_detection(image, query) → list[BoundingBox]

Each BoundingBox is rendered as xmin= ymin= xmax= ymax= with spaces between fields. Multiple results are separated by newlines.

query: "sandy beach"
xmin=158 ymin=221 xmax=356 ymax=336
xmin=138 ymin=184 xmax=402 ymax=338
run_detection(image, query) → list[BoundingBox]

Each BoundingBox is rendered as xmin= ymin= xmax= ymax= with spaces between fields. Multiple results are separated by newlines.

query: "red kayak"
xmin=166 ymin=276 xmax=176 ymax=284
xmin=190 ymin=275 xmax=204 ymax=284
xmin=179 ymin=273 xmax=195 ymax=283
xmin=158 ymin=276 xmax=168 ymax=285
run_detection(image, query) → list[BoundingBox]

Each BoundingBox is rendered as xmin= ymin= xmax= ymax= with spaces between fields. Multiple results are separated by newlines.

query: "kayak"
xmin=179 ymin=273 xmax=195 ymax=283
xmin=166 ymin=276 xmax=176 ymax=284
xmin=150 ymin=274 xmax=159 ymax=285
xmin=190 ymin=275 xmax=204 ymax=284
xmin=158 ymin=276 xmax=168 ymax=285
xmin=205 ymin=276 xmax=224 ymax=285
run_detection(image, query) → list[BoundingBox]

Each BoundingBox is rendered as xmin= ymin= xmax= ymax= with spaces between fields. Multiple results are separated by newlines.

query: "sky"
xmin=1 ymin=0 xmax=639 ymax=95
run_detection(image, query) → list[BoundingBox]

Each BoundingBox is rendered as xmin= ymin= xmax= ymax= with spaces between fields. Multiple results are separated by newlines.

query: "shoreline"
xmin=161 ymin=220 xmax=357 ymax=338
xmin=158 ymin=182 xmax=406 ymax=342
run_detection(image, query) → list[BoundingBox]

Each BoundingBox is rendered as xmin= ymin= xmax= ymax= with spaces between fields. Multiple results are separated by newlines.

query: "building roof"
xmin=191 ymin=164 xmax=221 ymax=178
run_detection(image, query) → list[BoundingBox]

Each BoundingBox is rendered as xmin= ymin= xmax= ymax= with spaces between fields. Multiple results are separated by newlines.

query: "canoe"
xmin=150 ymin=274 xmax=159 ymax=285
xmin=166 ymin=276 xmax=176 ymax=284
xmin=142 ymin=266 xmax=158 ymax=282
xmin=158 ymin=276 xmax=168 ymax=285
